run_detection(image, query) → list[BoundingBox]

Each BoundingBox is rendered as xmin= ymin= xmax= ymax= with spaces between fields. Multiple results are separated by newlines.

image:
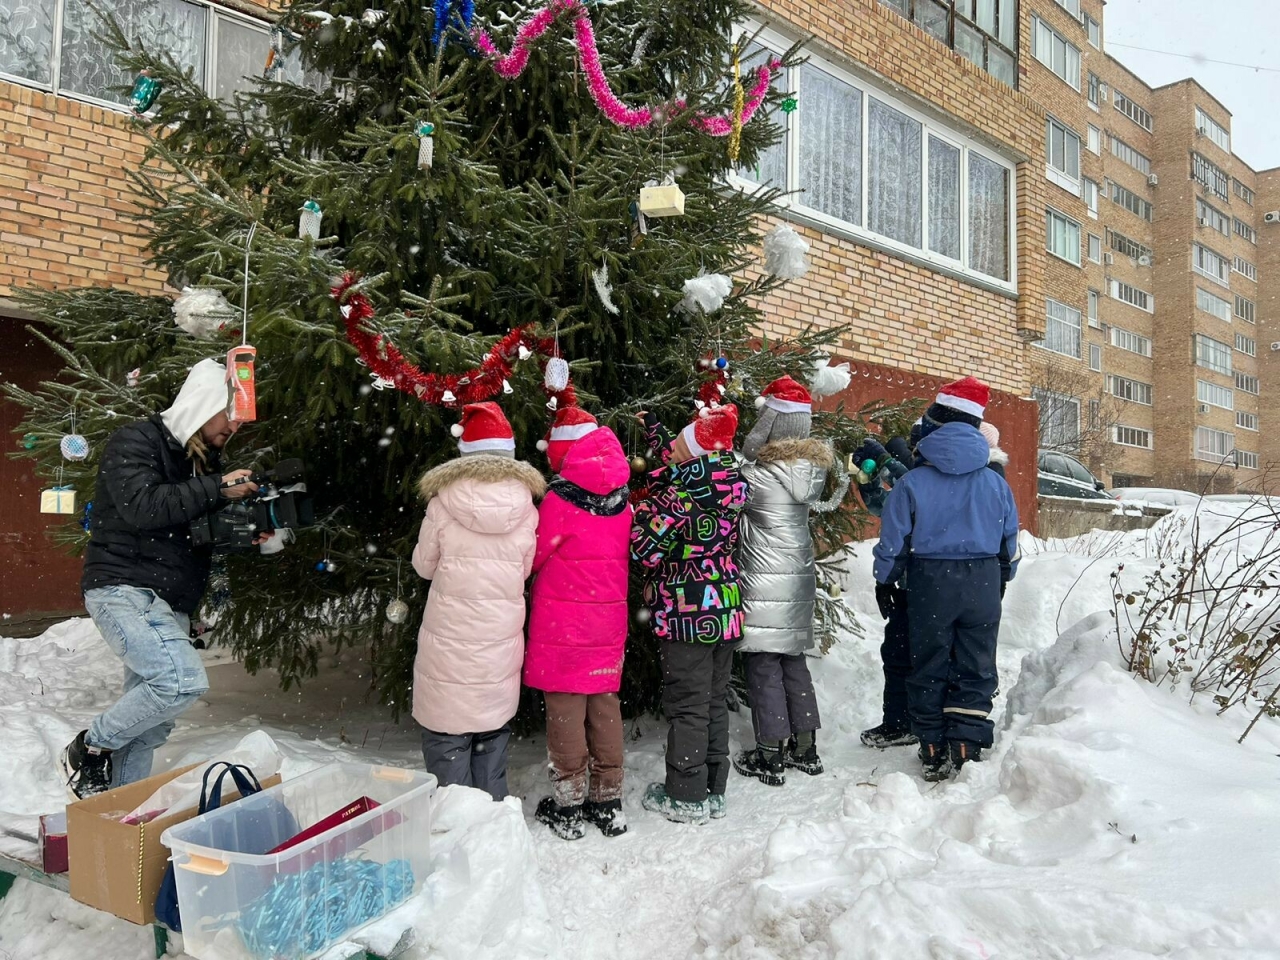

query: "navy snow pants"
xmin=905 ymin=558 xmax=1002 ymax=748
xmin=879 ymin=588 xmax=912 ymax=731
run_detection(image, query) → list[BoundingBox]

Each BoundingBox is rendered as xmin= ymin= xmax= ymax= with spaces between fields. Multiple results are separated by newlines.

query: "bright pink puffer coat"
xmin=525 ymin=427 xmax=633 ymax=694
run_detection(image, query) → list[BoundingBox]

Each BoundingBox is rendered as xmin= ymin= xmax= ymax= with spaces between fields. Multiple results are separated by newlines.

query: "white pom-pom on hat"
xmin=450 ymin=423 xmax=464 ymax=438
xmin=698 ymin=406 xmax=711 ymax=418
xmin=536 ymin=439 xmax=549 ymax=451
xmin=754 ymin=395 xmax=768 ymax=410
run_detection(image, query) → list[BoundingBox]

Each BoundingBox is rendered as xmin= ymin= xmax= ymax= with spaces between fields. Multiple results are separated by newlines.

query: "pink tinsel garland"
xmin=472 ymin=0 xmax=781 ymax=134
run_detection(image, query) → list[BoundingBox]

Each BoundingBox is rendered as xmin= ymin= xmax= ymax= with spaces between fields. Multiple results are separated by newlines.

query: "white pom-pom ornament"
xmin=173 ymin=286 xmax=236 ymax=339
xmin=544 ymin=356 xmax=570 ymax=392
xmin=811 ymin=357 xmax=853 ymax=398
xmin=679 ymin=273 xmax=733 ymax=315
xmin=763 ymin=223 xmax=811 ymax=280
xmin=450 ymin=423 xmax=464 ymax=438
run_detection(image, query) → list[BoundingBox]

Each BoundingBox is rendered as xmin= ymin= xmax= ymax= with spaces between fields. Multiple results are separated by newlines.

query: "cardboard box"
xmin=638 ymin=183 xmax=686 ymax=218
xmin=39 ymin=812 xmax=68 ymax=874
xmin=67 ymin=762 xmax=280 ymax=925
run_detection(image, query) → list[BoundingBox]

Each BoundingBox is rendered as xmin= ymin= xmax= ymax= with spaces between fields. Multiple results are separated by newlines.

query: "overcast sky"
xmin=1103 ymin=0 xmax=1280 ymax=171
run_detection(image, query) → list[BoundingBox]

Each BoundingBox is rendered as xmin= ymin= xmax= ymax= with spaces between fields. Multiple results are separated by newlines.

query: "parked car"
xmin=1109 ymin=487 xmax=1204 ymax=508
xmin=1037 ymin=450 xmax=1114 ymax=501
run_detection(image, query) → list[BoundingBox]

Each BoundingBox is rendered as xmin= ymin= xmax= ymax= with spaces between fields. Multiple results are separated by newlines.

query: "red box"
xmin=267 ymin=797 xmax=380 ymax=855
xmin=39 ymin=812 xmax=68 ymax=874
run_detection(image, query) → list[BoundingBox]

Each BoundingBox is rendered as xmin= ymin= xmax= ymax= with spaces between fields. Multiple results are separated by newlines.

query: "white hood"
xmin=160 ymin=358 xmax=228 ymax=447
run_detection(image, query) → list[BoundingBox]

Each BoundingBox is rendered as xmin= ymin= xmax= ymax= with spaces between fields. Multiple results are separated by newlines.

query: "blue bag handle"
xmin=199 ymin=762 xmax=264 ymax=814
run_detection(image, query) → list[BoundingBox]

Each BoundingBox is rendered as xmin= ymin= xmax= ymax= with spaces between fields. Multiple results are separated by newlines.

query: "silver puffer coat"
xmin=737 ymin=438 xmax=835 ymax=655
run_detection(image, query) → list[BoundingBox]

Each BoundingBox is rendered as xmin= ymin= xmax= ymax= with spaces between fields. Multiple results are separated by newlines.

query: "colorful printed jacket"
xmin=630 ymin=418 xmax=749 ymax=644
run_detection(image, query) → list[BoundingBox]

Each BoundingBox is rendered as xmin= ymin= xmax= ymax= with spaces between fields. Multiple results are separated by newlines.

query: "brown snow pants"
xmin=543 ymin=691 xmax=625 ymax=806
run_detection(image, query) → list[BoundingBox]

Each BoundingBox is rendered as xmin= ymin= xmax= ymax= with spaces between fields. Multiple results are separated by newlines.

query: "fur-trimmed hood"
xmin=988 ymin=446 xmax=1009 ymax=466
xmin=753 ymin=437 xmax=836 ymax=470
xmin=418 ymin=455 xmax=545 ymax=502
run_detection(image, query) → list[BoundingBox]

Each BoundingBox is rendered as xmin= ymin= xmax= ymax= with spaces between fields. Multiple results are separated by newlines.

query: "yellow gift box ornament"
xmin=41 ymin=487 xmax=77 ymax=515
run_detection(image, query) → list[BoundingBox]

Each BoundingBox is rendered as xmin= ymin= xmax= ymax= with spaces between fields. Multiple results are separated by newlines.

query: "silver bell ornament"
xmin=386 ymin=598 xmax=410 ymax=624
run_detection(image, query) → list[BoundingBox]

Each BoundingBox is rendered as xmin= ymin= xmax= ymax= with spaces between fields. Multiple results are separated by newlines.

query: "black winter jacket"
xmin=81 ymin=415 xmax=225 ymax=614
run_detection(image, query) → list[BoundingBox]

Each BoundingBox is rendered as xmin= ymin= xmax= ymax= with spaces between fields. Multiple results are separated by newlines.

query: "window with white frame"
xmin=1197 ymin=199 xmax=1230 ymax=237
xmin=1109 ymin=230 xmax=1152 ymax=262
xmin=736 ymin=35 xmax=1017 ymax=287
xmin=1197 ymin=380 xmax=1234 ymax=410
xmin=1107 ymin=374 xmax=1153 ymax=404
xmin=1235 ymin=333 xmax=1256 ymax=357
xmin=1114 ymin=425 xmax=1152 ymax=449
xmin=1111 ymin=280 xmax=1153 ymax=313
xmin=1235 ymin=179 xmax=1255 ymax=205
xmin=1236 ymin=372 xmax=1260 ymax=394
xmin=1083 ymin=178 xmax=1099 ymax=216
xmin=1054 ymin=0 xmax=1081 ymax=17
xmin=1196 ymin=288 xmax=1232 ymax=322
xmin=1046 ymin=117 xmax=1081 ymax=192
xmin=1034 ymin=388 xmax=1080 ymax=450
xmin=1089 ymin=342 xmax=1102 ymax=372
xmin=1234 ymin=256 xmax=1257 ymax=282
xmin=1087 ymin=233 xmax=1101 ymax=263
xmin=1196 ymin=426 xmax=1234 ymax=462
xmin=1193 ymin=244 xmax=1231 ymax=287
xmin=1192 ymin=152 xmax=1230 ymax=201
xmin=1037 ymin=299 xmax=1082 ymax=358
xmin=1032 ymin=16 xmax=1080 ymax=90
xmin=1087 ymin=73 xmax=1100 ymax=109
xmin=1195 ymin=334 xmax=1233 ymax=376
xmin=1085 ymin=14 xmax=1100 ymax=48
xmin=1109 ymin=327 xmax=1152 ymax=358
xmin=1047 ymin=208 xmax=1081 ymax=264
xmin=1114 ymin=90 xmax=1153 ymax=132
xmin=1237 ymin=411 xmax=1259 ymax=431
xmin=877 ymin=0 xmax=1019 ymax=86
xmin=1110 ymin=181 xmax=1152 ymax=221
xmin=1235 ymin=295 xmax=1255 ymax=323
xmin=1236 ymin=450 xmax=1259 ymax=470
xmin=1086 ymin=125 xmax=1100 ymax=153
xmin=1087 ymin=288 xmax=1100 ymax=326
xmin=1195 ymin=108 xmax=1230 ymax=152
xmin=1234 ymin=219 xmax=1256 ymax=244
xmin=1110 ymin=135 xmax=1151 ymax=175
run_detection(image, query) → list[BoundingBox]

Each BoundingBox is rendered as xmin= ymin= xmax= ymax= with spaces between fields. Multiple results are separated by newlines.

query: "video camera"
xmin=189 ymin=458 xmax=315 ymax=551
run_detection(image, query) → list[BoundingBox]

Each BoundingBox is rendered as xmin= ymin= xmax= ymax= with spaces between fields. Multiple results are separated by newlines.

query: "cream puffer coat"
xmin=411 ymin=455 xmax=544 ymax=735
xmin=737 ymin=438 xmax=834 ymax=655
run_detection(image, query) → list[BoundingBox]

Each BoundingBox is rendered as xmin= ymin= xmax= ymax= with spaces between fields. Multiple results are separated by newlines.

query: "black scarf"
xmin=548 ymin=476 xmax=630 ymax=516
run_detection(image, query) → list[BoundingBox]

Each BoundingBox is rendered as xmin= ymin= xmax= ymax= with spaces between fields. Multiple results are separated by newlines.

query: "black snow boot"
xmin=918 ymin=743 xmax=955 ymax=783
xmin=60 ymin=730 xmax=112 ymax=800
xmin=859 ymin=723 xmax=919 ymax=749
xmin=783 ymin=733 xmax=824 ymax=776
xmin=732 ymin=746 xmax=786 ymax=786
xmin=948 ymin=740 xmax=983 ymax=770
xmin=535 ymin=796 xmax=586 ymax=841
xmin=582 ymin=798 xmax=628 ymax=837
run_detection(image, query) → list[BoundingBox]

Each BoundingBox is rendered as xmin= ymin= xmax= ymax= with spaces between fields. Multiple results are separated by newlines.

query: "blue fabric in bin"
xmin=236 ymin=858 xmax=415 ymax=959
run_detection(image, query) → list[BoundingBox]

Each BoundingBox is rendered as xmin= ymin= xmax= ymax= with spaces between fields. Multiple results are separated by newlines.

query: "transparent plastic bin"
xmin=161 ymin=762 xmax=435 ymax=960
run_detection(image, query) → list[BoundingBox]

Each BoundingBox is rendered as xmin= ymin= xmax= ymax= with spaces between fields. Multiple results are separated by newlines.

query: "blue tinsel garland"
xmin=236 ymin=858 xmax=415 ymax=959
xmin=431 ymin=0 xmax=475 ymax=47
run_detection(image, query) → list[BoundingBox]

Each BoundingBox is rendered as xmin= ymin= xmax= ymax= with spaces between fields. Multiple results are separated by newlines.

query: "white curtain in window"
xmin=0 ymin=0 xmax=55 ymax=84
xmin=60 ymin=0 xmax=206 ymax=103
xmin=968 ymin=153 xmax=1008 ymax=280
xmin=215 ymin=17 xmax=270 ymax=102
xmin=928 ymin=137 xmax=961 ymax=260
xmin=998 ymin=0 xmax=1018 ymax=49
xmin=798 ymin=63 xmax=862 ymax=226
xmin=737 ymin=42 xmax=787 ymax=188
xmin=868 ymin=97 xmax=921 ymax=248
xmin=988 ymin=45 xmax=1015 ymax=86
xmin=954 ymin=19 xmax=984 ymax=68
xmin=975 ymin=0 xmax=997 ymax=34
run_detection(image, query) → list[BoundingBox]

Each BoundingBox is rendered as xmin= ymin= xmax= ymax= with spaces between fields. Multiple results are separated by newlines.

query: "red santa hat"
xmin=537 ymin=405 xmax=599 ymax=470
xmin=753 ymin=375 xmax=813 ymax=414
xmin=450 ymin=401 xmax=516 ymax=455
xmin=932 ymin=376 xmax=989 ymax=421
xmin=681 ymin=403 xmax=739 ymax=457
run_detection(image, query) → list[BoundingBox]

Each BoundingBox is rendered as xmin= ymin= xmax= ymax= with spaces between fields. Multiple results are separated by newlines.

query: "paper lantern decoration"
xmin=299 ymin=200 xmax=323 ymax=240
xmin=60 ymin=435 xmax=89 ymax=461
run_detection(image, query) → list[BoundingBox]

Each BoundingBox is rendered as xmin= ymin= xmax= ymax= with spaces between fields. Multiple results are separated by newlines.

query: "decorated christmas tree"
xmin=8 ymin=0 xmax=895 ymax=722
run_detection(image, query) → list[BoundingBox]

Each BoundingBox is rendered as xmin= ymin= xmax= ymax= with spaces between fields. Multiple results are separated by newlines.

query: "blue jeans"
xmin=84 ymin=585 xmax=208 ymax=786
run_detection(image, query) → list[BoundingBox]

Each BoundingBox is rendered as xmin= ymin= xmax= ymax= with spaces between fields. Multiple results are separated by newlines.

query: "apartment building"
xmin=1018 ymin=0 xmax=1270 ymax=492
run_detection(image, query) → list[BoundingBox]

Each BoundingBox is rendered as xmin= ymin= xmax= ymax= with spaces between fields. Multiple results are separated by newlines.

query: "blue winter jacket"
xmin=871 ymin=422 xmax=1020 ymax=585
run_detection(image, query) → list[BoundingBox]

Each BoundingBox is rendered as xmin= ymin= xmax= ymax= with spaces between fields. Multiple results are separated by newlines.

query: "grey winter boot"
xmin=641 ymin=782 xmax=709 ymax=825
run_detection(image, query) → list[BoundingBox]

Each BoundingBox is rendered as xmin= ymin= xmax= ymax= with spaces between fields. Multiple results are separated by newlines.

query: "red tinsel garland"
xmin=331 ymin=273 xmax=578 ymax=410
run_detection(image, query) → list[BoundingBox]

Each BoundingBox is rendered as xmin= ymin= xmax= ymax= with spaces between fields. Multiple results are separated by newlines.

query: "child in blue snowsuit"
xmin=871 ymin=377 xmax=1019 ymax=781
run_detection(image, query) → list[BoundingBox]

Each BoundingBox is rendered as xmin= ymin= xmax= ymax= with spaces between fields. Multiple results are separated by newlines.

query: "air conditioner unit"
xmin=1099 ymin=84 xmax=1109 ymax=101
xmin=1104 ymin=252 xmax=1115 ymax=265
xmin=1198 ymin=404 xmax=1211 ymax=414
xmin=1196 ymin=126 xmax=1207 ymax=136
xmin=1148 ymin=174 xmax=1160 ymax=187
xmin=1265 ymin=211 xmax=1280 ymax=224
xmin=1138 ymin=255 xmax=1152 ymax=267
xmin=1270 ymin=341 xmax=1280 ymax=351
xmin=1198 ymin=217 xmax=1209 ymax=226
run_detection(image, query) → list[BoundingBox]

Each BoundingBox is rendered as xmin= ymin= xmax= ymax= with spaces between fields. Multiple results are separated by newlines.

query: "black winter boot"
xmin=535 ymin=796 xmax=586 ymax=840
xmin=859 ymin=723 xmax=919 ymax=749
xmin=732 ymin=746 xmax=786 ymax=786
xmin=60 ymin=730 xmax=112 ymax=800
xmin=948 ymin=740 xmax=983 ymax=770
xmin=918 ymin=743 xmax=955 ymax=782
xmin=582 ymin=798 xmax=628 ymax=837
xmin=784 ymin=733 xmax=824 ymax=776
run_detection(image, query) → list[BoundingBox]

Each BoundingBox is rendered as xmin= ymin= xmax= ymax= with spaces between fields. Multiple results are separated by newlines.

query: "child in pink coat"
xmin=526 ymin=405 xmax=633 ymax=839
xmin=412 ymin=402 xmax=544 ymax=800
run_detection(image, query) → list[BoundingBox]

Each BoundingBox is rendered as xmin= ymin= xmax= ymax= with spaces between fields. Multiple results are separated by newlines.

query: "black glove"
xmin=885 ymin=436 xmax=913 ymax=465
xmin=1000 ymin=581 xmax=1007 ymax=600
xmin=875 ymin=582 xmax=898 ymax=620
xmin=853 ymin=438 xmax=888 ymax=471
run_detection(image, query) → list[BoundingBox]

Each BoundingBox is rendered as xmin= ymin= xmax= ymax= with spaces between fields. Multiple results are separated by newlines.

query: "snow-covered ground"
xmin=3 ymin=504 xmax=1279 ymax=960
